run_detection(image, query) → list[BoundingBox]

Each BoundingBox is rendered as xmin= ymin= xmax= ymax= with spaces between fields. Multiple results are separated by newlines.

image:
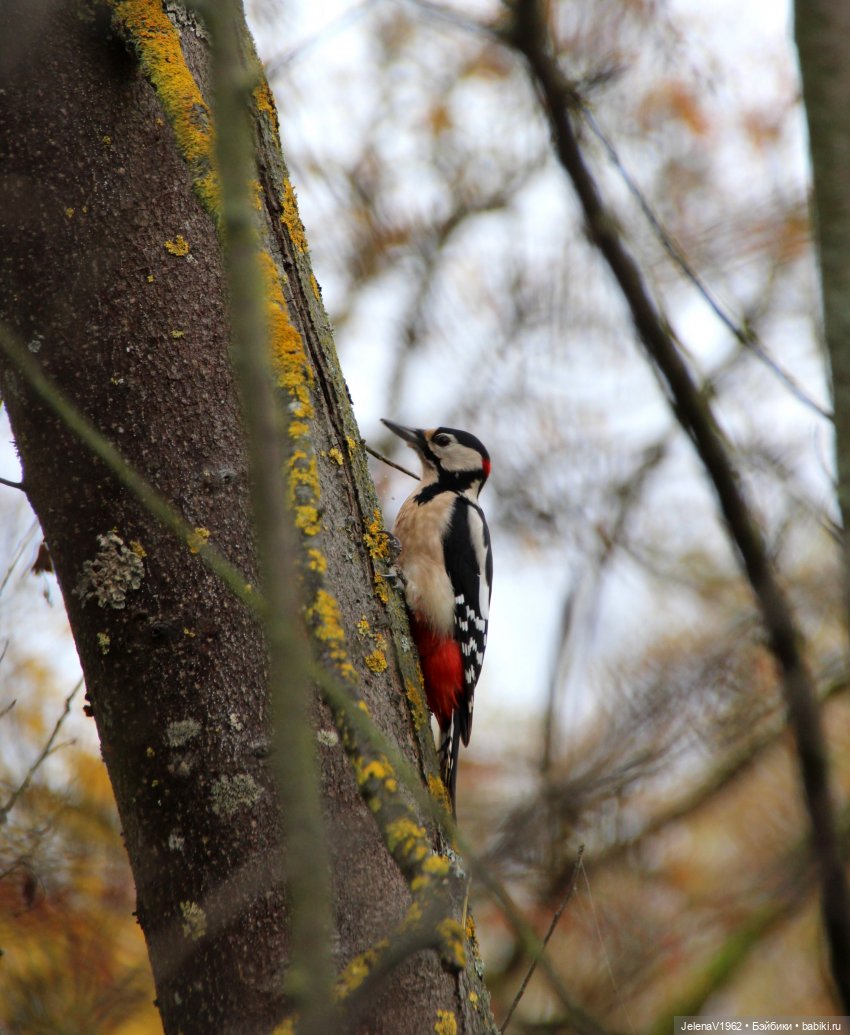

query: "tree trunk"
xmin=795 ymin=2 xmax=850 ymax=612
xmin=0 ymin=2 xmax=494 ymax=1032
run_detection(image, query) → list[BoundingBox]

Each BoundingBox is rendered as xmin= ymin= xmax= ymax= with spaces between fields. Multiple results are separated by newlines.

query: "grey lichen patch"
xmin=76 ymin=531 xmax=144 ymax=609
xmin=168 ymin=830 xmax=185 ymax=852
xmin=211 ymin=773 xmax=261 ymax=817
xmin=166 ymin=718 xmax=201 ymax=748
xmin=171 ymin=756 xmax=196 ymax=778
xmin=317 ymin=728 xmax=339 ymax=747
xmin=165 ymin=1 xmax=209 ymax=40
xmin=180 ymin=900 xmax=207 ymax=941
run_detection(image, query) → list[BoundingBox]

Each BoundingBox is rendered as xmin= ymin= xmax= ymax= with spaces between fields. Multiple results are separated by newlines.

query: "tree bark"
xmin=0 ymin=2 xmax=494 ymax=1032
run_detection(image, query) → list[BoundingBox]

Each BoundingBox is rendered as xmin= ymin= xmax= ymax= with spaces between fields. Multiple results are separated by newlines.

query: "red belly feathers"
xmin=409 ymin=615 xmax=462 ymax=731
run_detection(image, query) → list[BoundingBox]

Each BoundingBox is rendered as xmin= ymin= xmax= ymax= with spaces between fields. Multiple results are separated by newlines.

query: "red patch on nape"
xmin=482 ymin=457 xmax=491 ymax=478
xmin=410 ymin=616 xmax=463 ymax=731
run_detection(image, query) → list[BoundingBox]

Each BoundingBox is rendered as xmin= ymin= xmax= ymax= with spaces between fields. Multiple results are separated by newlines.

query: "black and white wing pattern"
xmin=443 ymin=497 xmax=493 ymax=746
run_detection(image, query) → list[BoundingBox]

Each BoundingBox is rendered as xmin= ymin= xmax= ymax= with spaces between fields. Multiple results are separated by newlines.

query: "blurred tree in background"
xmin=2 ymin=0 xmax=849 ymax=1032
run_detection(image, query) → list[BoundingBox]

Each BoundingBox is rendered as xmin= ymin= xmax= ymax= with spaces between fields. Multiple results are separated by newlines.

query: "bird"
xmin=381 ymin=418 xmax=493 ymax=812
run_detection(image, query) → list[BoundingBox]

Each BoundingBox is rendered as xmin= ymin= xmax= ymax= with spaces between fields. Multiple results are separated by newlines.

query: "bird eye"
xmin=433 ymin=433 xmax=451 ymax=447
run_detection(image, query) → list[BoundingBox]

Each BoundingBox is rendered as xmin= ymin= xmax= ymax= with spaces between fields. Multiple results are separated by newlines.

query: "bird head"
xmin=381 ymin=419 xmax=491 ymax=494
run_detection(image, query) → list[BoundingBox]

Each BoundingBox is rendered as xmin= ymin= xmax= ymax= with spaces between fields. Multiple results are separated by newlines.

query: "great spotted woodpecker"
xmin=382 ymin=419 xmax=493 ymax=812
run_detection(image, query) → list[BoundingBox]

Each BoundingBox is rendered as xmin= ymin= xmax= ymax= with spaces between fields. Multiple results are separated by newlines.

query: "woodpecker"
xmin=382 ymin=418 xmax=493 ymax=812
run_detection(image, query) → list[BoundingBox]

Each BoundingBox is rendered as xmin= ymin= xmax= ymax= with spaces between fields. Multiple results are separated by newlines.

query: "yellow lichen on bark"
xmin=252 ymin=81 xmax=280 ymax=136
xmin=281 ymin=179 xmax=309 ymax=254
xmin=427 ymin=773 xmax=452 ymax=812
xmin=385 ymin=816 xmax=429 ymax=863
xmin=435 ymin=1009 xmax=458 ymax=1035
xmin=187 ymin=527 xmax=211 ymax=554
xmin=406 ymin=677 xmax=430 ymax=733
xmin=373 ymin=575 xmax=389 ymax=605
xmin=306 ymin=590 xmax=357 ymax=680
xmin=307 ymin=548 xmax=327 ymax=573
xmin=362 ymin=509 xmax=392 ymax=561
xmin=364 ymin=648 xmax=388 ymax=673
xmin=164 ymin=234 xmax=190 ymax=256
xmin=363 ymin=508 xmax=394 ymax=603
xmin=257 ymin=249 xmax=314 ymax=426
xmin=410 ymin=851 xmax=452 ymax=892
xmin=294 ymin=505 xmax=321 ymax=537
xmin=333 ymin=940 xmax=389 ymax=999
xmin=288 ymin=450 xmax=321 ymax=501
xmin=436 ymin=918 xmax=466 ymax=970
xmin=109 ymin=0 xmax=220 ymax=215
xmin=308 ymin=589 xmax=345 ymax=644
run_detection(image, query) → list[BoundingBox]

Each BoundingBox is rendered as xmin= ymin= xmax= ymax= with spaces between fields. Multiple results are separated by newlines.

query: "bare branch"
xmin=0 ymin=679 xmax=82 ymax=824
xmin=365 ymin=442 xmax=418 ymax=480
xmin=501 ymin=845 xmax=585 ymax=1033
xmin=0 ymin=519 xmax=38 ymax=599
xmin=579 ymin=105 xmax=831 ymax=422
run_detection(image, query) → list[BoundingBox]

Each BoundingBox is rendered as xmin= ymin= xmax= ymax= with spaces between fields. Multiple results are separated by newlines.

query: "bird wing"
xmin=443 ymin=498 xmax=492 ymax=746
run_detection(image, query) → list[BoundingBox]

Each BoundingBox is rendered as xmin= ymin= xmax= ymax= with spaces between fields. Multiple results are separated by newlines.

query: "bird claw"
xmin=383 ymin=563 xmax=406 ymax=588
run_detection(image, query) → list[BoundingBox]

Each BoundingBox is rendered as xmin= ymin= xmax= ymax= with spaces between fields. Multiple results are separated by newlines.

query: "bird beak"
xmin=381 ymin=418 xmax=425 ymax=449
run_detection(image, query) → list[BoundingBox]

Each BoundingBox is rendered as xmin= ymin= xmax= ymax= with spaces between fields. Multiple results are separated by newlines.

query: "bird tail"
xmin=438 ymin=717 xmax=461 ymax=816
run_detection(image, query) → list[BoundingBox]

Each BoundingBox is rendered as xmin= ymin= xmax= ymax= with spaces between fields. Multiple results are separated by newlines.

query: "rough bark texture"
xmin=0 ymin=2 xmax=495 ymax=1033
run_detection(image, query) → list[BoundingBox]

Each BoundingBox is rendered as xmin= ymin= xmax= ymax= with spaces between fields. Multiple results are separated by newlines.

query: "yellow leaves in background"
xmin=0 ymin=660 xmax=159 ymax=1034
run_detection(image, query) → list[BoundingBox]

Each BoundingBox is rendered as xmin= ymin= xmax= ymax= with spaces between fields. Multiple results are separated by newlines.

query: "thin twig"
xmin=473 ymin=856 xmax=618 ymax=1035
xmin=0 ymin=475 xmax=25 ymax=491
xmin=400 ymin=0 xmax=494 ymax=39
xmin=501 ymin=844 xmax=585 ymax=1033
xmin=579 ymin=106 xmax=831 ymax=422
xmin=0 ymin=518 xmax=38 ymax=599
xmin=580 ymin=856 xmax=638 ymax=1035
xmin=0 ymin=678 xmax=82 ymax=822
xmin=365 ymin=442 xmax=418 ymax=480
